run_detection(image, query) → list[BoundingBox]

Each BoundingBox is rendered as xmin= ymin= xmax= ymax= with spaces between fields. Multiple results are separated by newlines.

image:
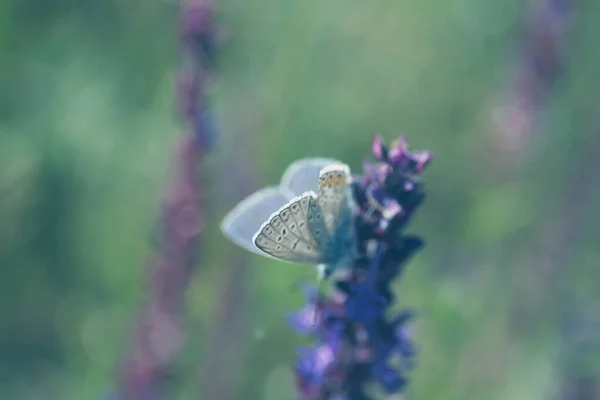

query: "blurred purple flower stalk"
xmin=117 ymin=1 xmax=218 ymax=399
xmin=290 ymin=135 xmax=433 ymax=400
xmin=494 ymin=0 xmax=575 ymax=150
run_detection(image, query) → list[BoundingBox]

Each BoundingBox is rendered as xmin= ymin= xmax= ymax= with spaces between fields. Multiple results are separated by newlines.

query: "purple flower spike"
xmin=118 ymin=2 xmax=220 ymax=399
xmin=290 ymin=134 xmax=432 ymax=399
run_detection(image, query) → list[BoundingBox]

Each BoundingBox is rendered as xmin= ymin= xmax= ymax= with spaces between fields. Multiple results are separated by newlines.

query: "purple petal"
xmin=388 ymin=137 xmax=408 ymax=165
xmin=371 ymin=133 xmax=387 ymax=160
xmin=296 ymin=348 xmax=316 ymax=378
xmin=295 ymin=345 xmax=337 ymax=388
xmin=382 ymin=200 xmax=403 ymax=220
xmin=411 ymin=150 xmax=433 ymax=173
xmin=376 ymin=365 xmax=407 ymax=394
xmin=366 ymin=186 xmax=404 ymax=220
xmin=362 ymin=160 xmax=379 ymax=185
xmin=287 ymin=306 xmax=318 ymax=333
xmin=388 ymin=148 xmax=405 ymax=166
xmin=314 ymin=345 xmax=336 ymax=373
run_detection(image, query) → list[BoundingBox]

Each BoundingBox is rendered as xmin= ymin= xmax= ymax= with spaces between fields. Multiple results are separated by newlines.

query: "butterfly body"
xmin=315 ymin=197 xmax=357 ymax=278
xmin=222 ymin=159 xmax=358 ymax=279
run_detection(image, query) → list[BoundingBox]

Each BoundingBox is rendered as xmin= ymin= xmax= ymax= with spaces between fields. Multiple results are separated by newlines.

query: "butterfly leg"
xmin=313 ymin=264 xmax=334 ymax=326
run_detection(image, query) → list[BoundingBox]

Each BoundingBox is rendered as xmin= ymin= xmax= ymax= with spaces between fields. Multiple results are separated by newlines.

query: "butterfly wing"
xmin=317 ymin=163 xmax=352 ymax=234
xmin=280 ymin=158 xmax=342 ymax=198
xmin=220 ymin=187 xmax=290 ymax=255
xmin=305 ymin=193 xmax=335 ymax=252
xmin=222 ymin=158 xmax=349 ymax=263
xmin=253 ymin=192 xmax=327 ymax=264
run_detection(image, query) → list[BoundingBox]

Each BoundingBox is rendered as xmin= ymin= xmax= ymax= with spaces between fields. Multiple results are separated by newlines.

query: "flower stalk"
xmin=117 ymin=1 xmax=219 ymax=399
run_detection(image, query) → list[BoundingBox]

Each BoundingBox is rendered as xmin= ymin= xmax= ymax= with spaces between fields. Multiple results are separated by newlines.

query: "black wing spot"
xmin=299 ymin=222 xmax=305 ymax=227
xmin=282 ymin=228 xmax=287 ymax=235
xmin=276 ymin=245 xmax=282 ymax=250
xmin=276 ymin=236 xmax=282 ymax=242
xmin=314 ymin=229 xmax=320 ymax=236
xmin=316 ymin=214 xmax=321 ymax=220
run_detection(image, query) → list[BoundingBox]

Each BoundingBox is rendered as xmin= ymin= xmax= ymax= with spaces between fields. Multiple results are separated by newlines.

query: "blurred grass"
xmin=1 ymin=0 xmax=599 ymax=399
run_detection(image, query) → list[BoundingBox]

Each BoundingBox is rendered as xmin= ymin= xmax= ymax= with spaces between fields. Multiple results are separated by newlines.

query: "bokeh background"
xmin=1 ymin=0 xmax=599 ymax=399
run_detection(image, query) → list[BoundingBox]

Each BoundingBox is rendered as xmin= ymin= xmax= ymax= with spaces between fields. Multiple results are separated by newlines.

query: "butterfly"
xmin=220 ymin=158 xmax=358 ymax=280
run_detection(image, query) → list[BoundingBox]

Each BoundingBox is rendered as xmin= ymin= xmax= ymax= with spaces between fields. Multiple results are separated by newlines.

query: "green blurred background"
xmin=1 ymin=0 xmax=599 ymax=399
